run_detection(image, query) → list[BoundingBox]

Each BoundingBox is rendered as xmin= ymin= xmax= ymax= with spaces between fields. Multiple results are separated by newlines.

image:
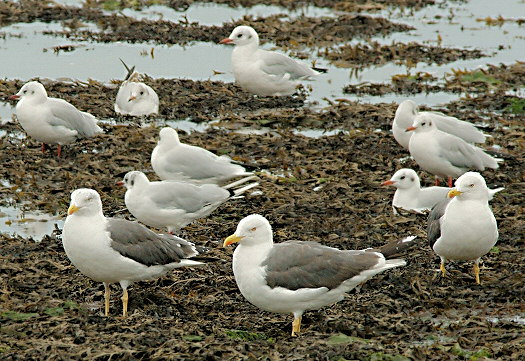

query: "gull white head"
xmin=381 ymin=168 xmax=421 ymax=190
xmin=394 ymin=100 xmax=418 ymax=127
xmin=119 ymin=171 xmax=150 ymax=190
xmin=219 ymin=25 xmax=259 ymax=47
xmin=127 ymin=82 xmax=152 ymax=103
xmin=158 ymin=127 xmax=180 ymax=146
xmin=67 ymin=188 xmax=103 ymax=217
xmin=223 ymin=214 xmax=273 ymax=247
xmin=448 ymin=172 xmax=490 ymax=201
xmin=406 ymin=113 xmax=436 ymax=133
xmin=11 ymin=81 xmax=48 ymax=103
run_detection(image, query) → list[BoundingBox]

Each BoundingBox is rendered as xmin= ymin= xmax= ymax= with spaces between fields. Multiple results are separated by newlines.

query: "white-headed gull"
xmin=427 ymin=172 xmax=498 ymax=284
xmin=407 ymin=114 xmax=499 ymax=186
xmin=118 ymin=171 xmax=258 ymax=234
xmin=9 ymin=81 xmax=103 ymax=157
xmin=393 ymin=100 xmax=486 ymax=149
xmin=62 ymin=188 xmax=206 ymax=316
xmin=223 ymin=214 xmax=416 ymax=336
xmin=151 ymin=127 xmax=255 ymax=185
xmin=114 ymin=68 xmax=159 ymax=116
xmin=219 ymin=25 xmax=322 ymax=96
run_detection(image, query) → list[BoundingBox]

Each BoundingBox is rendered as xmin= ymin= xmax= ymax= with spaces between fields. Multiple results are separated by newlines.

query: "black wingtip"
xmin=312 ymin=67 xmax=328 ymax=73
xmin=119 ymin=58 xmax=136 ymax=80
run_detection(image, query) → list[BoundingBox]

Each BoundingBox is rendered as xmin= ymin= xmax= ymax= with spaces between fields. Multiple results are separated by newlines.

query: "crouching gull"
xmin=219 ymin=25 xmax=324 ymax=96
xmin=9 ymin=81 xmax=103 ymax=157
xmin=381 ymin=168 xmax=503 ymax=215
xmin=223 ymin=214 xmax=416 ymax=336
xmin=114 ymin=60 xmax=159 ymax=116
xmin=118 ymin=171 xmax=259 ymax=234
xmin=62 ymin=188 xmax=206 ymax=316
xmin=393 ymin=100 xmax=486 ymax=150
xmin=407 ymin=114 xmax=499 ymax=187
xmin=427 ymin=172 xmax=498 ymax=284
xmin=151 ymin=127 xmax=255 ymax=185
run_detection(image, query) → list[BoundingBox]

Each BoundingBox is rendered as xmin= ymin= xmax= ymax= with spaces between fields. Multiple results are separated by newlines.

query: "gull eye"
xmin=469 ymin=183 xmax=475 ymax=188
xmin=422 ymin=122 xmax=426 ymax=126
xmin=237 ymin=33 xmax=243 ymax=38
xmin=250 ymin=227 xmax=256 ymax=232
xmin=131 ymin=180 xmax=134 ymax=186
xmin=400 ymin=176 xmax=405 ymax=180
xmin=140 ymin=91 xmax=144 ymax=95
xmin=23 ymin=90 xmax=27 ymax=94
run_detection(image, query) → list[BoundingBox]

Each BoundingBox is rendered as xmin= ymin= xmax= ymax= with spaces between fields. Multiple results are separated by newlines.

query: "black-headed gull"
xmin=393 ymin=100 xmax=486 ymax=149
xmin=114 ymin=68 xmax=159 ymax=116
xmin=223 ymin=214 xmax=416 ymax=336
xmin=9 ymin=81 xmax=103 ymax=157
xmin=151 ymin=127 xmax=254 ymax=185
xmin=407 ymin=114 xmax=499 ymax=187
xmin=219 ymin=25 xmax=322 ymax=96
xmin=62 ymin=188 xmax=206 ymax=316
xmin=427 ymin=172 xmax=498 ymax=284
xmin=118 ymin=171 xmax=259 ymax=234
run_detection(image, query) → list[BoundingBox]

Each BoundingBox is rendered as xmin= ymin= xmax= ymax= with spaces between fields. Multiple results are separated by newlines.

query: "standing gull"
xmin=151 ymin=127 xmax=254 ymax=185
xmin=118 ymin=171 xmax=259 ymax=234
xmin=407 ymin=114 xmax=499 ymax=187
xmin=427 ymin=172 xmax=498 ymax=284
xmin=9 ymin=81 xmax=103 ymax=157
xmin=62 ymin=188 xmax=206 ymax=316
xmin=381 ymin=168 xmax=503 ymax=214
xmin=219 ymin=25 xmax=322 ymax=96
xmin=114 ymin=60 xmax=159 ymax=116
xmin=223 ymin=214 xmax=416 ymax=336
xmin=393 ymin=100 xmax=486 ymax=150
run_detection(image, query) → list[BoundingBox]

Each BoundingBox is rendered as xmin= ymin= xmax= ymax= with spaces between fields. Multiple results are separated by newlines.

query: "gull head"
xmin=406 ymin=113 xmax=436 ymax=133
xmin=223 ymin=214 xmax=273 ymax=247
xmin=158 ymin=127 xmax=180 ymax=146
xmin=68 ymin=188 xmax=103 ymax=217
xmin=120 ymin=171 xmax=150 ymax=190
xmin=448 ymin=172 xmax=489 ymax=200
xmin=220 ymin=25 xmax=259 ymax=47
xmin=127 ymin=82 xmax=151 ymax=102
xmin=10 ymin=81 xmax=47 ymax=103
xmin=394 ymin=100 xmax=419 ymax=127
xmin=382 ymin=168 xmax=420 ymax=189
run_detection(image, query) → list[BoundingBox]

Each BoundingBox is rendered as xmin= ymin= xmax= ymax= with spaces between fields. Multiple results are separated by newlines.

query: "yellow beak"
xmin=448 ymin=189 xmax=463 ymax=198
xmin=68 ymin=204 xmax=80 ymax=215
xmin=223 ymin=234 xmax=243 ymax=247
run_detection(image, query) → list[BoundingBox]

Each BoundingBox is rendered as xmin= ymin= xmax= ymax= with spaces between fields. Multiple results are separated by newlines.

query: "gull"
xmin=407 ymin=114 xmax=499 ymax=187
xmin=223 ymin=214 xmax=416 ymax=336
xmin=9 ymin=81 xmax=103 ymax=157
xmin=151 ymin=127 xmax=254 ymax=185
xmin=427 ymin=172 xmax=498 ymax=284
xmin=62 ymin=188 xmax=206 ymax=316
xmin=118 ymin=171 xmax=259 ymax=234
xmin=381 ymin=168 xmax=503 ymax=215
xmin=219 ymin=25 xmax=322 ymax=96
xmin=393 ymin=100 xmax=486 ymax=149
xmin=114 ymin=60 xmax=159 ymax=116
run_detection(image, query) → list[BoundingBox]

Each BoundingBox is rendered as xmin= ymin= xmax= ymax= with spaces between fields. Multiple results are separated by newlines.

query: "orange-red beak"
xmin=219 ymin=38 xmax=233 ymax=44
xmin=8 ymin=94 xmax=20 ymax=100
xmin=381 ymin=180 xmax=395 ymax=186
xmin=115 ymin=181 xmax=124 ymax=186
xmin=405 ymin=126 xmax=416 ymax=132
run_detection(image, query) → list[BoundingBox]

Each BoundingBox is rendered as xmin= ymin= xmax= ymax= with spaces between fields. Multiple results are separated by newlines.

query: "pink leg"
xmin=41 ymin=143 xmax=46 ymax=154
xmin=57 ymin=145 xmax=62 ymax=158
xmin=448 ymin=177 xmax=453 ymax=187
xmin=435 ymin=177 xmax=440 ymax=186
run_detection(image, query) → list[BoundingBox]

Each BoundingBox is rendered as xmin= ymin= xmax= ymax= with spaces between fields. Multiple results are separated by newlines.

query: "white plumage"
xmin=114 ymin=72 xmax=159 ymax=116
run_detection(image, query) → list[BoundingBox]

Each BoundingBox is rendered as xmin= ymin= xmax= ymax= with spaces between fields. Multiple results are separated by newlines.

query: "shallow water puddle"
xmin=0 ymin=204 xmax=63 ymax=240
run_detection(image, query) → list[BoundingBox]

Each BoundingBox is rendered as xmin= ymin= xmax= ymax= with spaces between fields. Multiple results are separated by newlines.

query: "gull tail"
xmin=223 ymin=175 xmax=258 ymax=190
xmin=229 ymin=182 xmax=260 ymax=198
xmin=375 ymin=236 xmax=418 ymax=259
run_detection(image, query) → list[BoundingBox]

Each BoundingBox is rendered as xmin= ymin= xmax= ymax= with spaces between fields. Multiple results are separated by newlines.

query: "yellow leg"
xmin=121 ymin=289 xmax=129 ymax=317
xmin=104 ymin=283 xmax=111 ymax=316
xmin=291 ymin=315 xmax=302 ymax=337
xmin=440 ymin=262 xmax=447 ymax=277
xmin=473 ymin=263 xmax=481 ymax=284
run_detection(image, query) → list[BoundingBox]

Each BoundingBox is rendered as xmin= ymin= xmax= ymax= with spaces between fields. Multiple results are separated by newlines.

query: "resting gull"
xmin=407 ymin=113 xmax=499 ymax=187
xmin=118 ymin=171 xmax=259 ymax=234
xmin=223 ymin=214 xmax=416 ymax=336
xmin=62 ymin=188 xmax=206 ymax=316
xmin=151 ymin=127 xmax=255 ymax=185
xmin=427 ymin=172 xmax=498 ymax=284
xmin=219 ymin=25 xmax=323 ymax=96
xmin=114 ymin=60 xmax=159 ymax=116
xmin=9 ymin=81 xmax=103 ymax=157
xmin=393 ymin=100 xmax=486 ymax=150
xmin=381 ymin=168 xmax=503 ymax=215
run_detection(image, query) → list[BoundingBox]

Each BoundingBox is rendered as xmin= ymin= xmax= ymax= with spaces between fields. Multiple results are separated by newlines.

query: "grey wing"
xmin=48 ymin=98 xmax=101 ymax=137
xmin=259 ymin=50 xmax=318 ymax=79
xmin=427 ymin=198 xmax=450 ymax=249
xmin=107 ymin=218 xmax=199 ymax=266
xmin=262 ymin=241 xmax=381 ymax=290
xmin=147 ymin=182 xmax=228 ymax=213
xmin=436 ymin=132 xmax=487 ymax=170
xmin=428 ymin=111 xmax=486 ymax=144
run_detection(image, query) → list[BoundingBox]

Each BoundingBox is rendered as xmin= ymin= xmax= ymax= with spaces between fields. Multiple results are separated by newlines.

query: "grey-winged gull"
xmin=114 ymin=63 xmax=159 ymax=116
xmin=62 ymin=188 xmax=206 ymax=316
xmin=406 ymin=113 xmax=499 ymax=187
xmin=223 ymin=214 xmax=416 ymax=336
xmin=393 ymin=100 xmax=486 ymax=149
xmin=118 ymin=171 xmax=259 ymax=234
xmin=219 ymin=25 xmax=322 ymax=96
xmin=151 ymin=127 xmax=255 ymax=185
xmin=381 ymin=168 xmax=503 ymax=215
xmin=427 ymin=172 xmax=498 ymax=284
xmin=9 ymin=81 xmax=103 ymax=157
